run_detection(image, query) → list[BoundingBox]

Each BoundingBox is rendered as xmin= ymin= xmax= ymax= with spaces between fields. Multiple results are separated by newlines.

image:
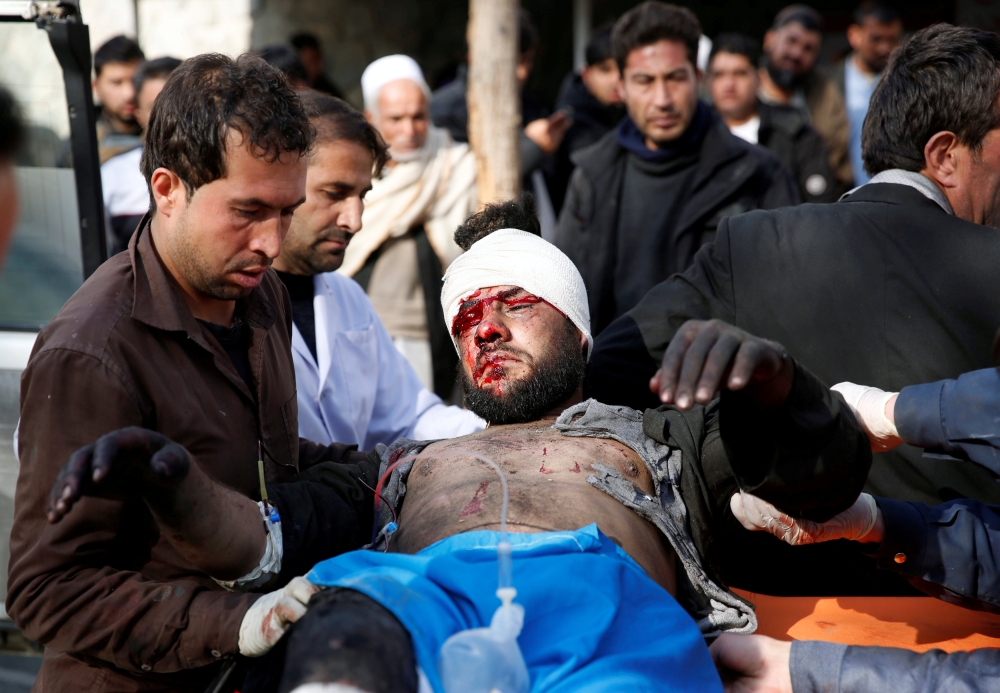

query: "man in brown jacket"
xmin=7 ymin=54 xmax=374 ymax=692
xmin=758 ymin=4 xmax=853 ymax=193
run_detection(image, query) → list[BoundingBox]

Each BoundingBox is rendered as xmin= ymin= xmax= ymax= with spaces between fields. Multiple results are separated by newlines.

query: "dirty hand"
xmin=830 ymin=382 xmax=901 ymax=452
xmin=48 ymin=427 xmax=191 ymax=523
xmin=650 ymin=320 xmax=794 ymax=410
xmin=730 ymin=491 xmax=879 ymax=545
xmin=710 ymin=633 xmax=792 ymax=693
xmin=524 ymin=110 xmax=573 ymax=155
xmin=239 ymin=576 xmax=319 ymax=657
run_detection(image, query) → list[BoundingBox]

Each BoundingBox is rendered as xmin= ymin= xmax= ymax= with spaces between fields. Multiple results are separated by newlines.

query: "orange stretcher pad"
xmin=733 ymin=589 xmax=1000 ymax=652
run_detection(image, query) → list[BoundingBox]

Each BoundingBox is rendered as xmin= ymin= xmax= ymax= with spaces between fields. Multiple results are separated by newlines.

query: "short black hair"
xmin=454 ymin=193 xmax=540 ymax=251
xmin=94 ymin=35 xmax=144 ymax=77
xmin=772 ymin=5 xmax=823 ymax=33
xmin=520 ymin=9 xmax=539 ymax=55
xmin=585 ymin=25 xmax=614 ymax=66
xmin=0 ymin=87 xmax=24 ymax=162
xmin=299 ymin=91 xmax=389 ymax=176
xmin=709 ymin=33 xmax=762 ymax=69
xmin=853 ymin=1 xmax=900 ymax=26
xmin=258 ymin=44 xmax=309 ymax=85
xmin=863 ymin=24 xmax=1000 ymax=175
xmin=133 ymin=56 xmax=182 ymax=96
xmin=141 ymin=53 xmax=314 ymax=209
xmin=290 ymin=32 xmax=321 ymax=52
xmin=611 ymin=2 xmax=702 ymax=71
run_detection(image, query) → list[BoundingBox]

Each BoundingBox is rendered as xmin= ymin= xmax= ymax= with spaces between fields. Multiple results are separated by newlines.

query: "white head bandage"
xmin=441 ymin=229 xmax=593 ymax=359
xmin=361 ymin=54 xmax=431 ymax=114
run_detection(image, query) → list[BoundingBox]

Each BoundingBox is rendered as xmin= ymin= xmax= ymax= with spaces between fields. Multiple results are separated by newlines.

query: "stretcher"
xmin=735 ymin=589 xmax=1000 ymax=652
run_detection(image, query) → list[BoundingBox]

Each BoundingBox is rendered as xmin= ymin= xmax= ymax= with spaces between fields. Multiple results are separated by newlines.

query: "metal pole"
xmin=572 ymin=0 xmax=591 ymax=73
xmin=45 ymin=16 xmax=108 ymax=277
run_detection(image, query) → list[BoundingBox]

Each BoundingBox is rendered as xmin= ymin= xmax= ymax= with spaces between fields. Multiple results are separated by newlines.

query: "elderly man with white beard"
xmin=340 ymin=55 xmax=478 ymax=399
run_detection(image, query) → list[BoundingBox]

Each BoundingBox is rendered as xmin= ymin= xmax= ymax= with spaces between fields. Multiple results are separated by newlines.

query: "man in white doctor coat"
xmin=272 ymin=91 xmax=484 ymax=448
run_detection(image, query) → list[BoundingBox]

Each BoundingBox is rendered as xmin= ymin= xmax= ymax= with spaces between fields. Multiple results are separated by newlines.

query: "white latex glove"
xmin=831 ymin=381 xmax=901 ymax=452
xmin=239 ymin=576 xmax=319 ymax=657
xmin=730 ymin=491 xmax=878 ymax=545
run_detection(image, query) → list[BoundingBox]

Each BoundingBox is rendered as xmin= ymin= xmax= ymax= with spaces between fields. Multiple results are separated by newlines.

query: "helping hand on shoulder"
xmin=650 ymin=319 xmax=794 ymax=410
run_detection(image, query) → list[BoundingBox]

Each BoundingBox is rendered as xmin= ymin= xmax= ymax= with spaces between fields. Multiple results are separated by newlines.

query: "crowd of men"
xmin=2 ymin=1 xmax=1000 ymax=692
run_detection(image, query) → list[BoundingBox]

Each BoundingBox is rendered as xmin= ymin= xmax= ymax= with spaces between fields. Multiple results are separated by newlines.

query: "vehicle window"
xmin=0 ymin=22 xmax=84 ymax=330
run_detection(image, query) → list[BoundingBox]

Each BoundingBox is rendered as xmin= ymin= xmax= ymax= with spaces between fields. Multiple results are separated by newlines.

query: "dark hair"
xmin=94 ymin=35 xmax=144 ymax=77
xmin=585 ymin=26 xmax=614 ymax=66
xmin=612 ymin=2 xmax=702 ymax=71
xmin=141 ymin=53 xmax=314 ymax=208
xmin=290 ymin=32 xmax=321 ymax=51
xmin=863 ymin=24 xmax=1000 ymax=175
xmin=299 ymin=91 xmax=389 ymax=176
xmin=454 ymin=193 xmax=540 ymax=251
xmin=709 ymin=33 xmax=762 ymax=69
xmin=258 ymin=44 xmax=309 ymax=85
xmin=853 ymin=1 xmax=900 ymax=26
xmin=772 ymin=5 xmax=823 ymax=32
xmin=0 ymin=87 xmax=24 ymax=162
xmin=133 ymin=56 xmax=183 ymax=96
xmin=519 ymin=10 xmax=539 ymax=55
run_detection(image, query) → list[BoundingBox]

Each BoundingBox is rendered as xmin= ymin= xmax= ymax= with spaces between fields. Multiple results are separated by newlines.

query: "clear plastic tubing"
xmin=374 ymin=449 xmax=513 ymax=592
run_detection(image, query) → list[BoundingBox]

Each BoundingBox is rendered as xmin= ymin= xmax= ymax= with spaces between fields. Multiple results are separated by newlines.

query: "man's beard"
xmin=288 ymin=225 xmax=351 ymax=275
xmin=388 ymin=136 xmax=427 ymax=163
xmin=169 ymin=209 xmax=270 ymax=301
xmin=766 ymin=62 xmax=808 ymax=91
xmin=459 ymin=320 xmax=586 ymax=425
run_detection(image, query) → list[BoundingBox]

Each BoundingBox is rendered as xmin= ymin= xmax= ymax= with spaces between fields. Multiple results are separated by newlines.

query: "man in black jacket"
xmin=548 ymin=26 xmax=627 ymax=213
xmin=552 ymin=2 xmax=799 ymax=336
xmin=587 ymin=24 xmax=1000 ymax=594
xmin=708 ymin=33 xmax=837 ymax=204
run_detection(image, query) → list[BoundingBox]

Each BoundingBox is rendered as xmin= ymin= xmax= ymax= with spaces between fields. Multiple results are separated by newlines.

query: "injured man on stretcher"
xmin=47 ymin=197 xmax=871 ymax=693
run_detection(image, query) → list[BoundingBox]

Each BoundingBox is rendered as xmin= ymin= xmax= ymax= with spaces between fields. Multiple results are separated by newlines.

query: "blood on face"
xmin=452 ymin=286 xmax=568 ymax=393
xmin=450 ymin=288 xmax=546 ymax=338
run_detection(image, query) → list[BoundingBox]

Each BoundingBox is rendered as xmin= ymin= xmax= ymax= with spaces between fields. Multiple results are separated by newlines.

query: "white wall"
xmin=78 ymin=0 xmax=138 ymax=53
xmin=138 ymin=0 xmax=252 ymax=59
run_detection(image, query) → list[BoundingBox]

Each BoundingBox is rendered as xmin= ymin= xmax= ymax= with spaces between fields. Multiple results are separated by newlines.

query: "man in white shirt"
xmin=708 ymin=33 xmax=836 ymax=203
xmin=100 ymin=56 xmax=181 ymax=254
xmin=838 ymin=2 xmax=903 ymax=186
xmin=273 ymin=91 xmax=484 ymax=448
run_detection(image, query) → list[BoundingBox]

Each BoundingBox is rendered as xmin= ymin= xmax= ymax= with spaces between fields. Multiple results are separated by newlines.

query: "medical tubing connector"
xmin=376 ymin=450 xmax=529 ymax=693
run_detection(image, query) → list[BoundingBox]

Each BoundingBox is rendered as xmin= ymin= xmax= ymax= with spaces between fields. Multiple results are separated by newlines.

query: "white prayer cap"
xmin=441 ymin=229 xmax=593 ymax=360
xmin=361 ymin=54 xmax=431 ymax=113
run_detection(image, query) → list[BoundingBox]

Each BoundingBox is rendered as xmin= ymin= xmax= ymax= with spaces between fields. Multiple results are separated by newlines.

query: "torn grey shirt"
xmin=370 ymin=398 xmax=756 ymax=637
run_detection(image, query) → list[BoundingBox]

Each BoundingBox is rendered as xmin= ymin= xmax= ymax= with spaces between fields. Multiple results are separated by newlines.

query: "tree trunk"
xmin=467 ymin=0 xmax=520 ymax=205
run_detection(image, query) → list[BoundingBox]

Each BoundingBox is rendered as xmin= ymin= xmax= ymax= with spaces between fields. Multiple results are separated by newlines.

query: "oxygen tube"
xmin=374 ymin=450 xmax=529 ymax=693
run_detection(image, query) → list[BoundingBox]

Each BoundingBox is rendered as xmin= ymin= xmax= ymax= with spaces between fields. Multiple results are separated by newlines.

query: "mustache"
xmin=312 ymin=227 xmax=351 ymax=245
xmin=475 ymin=344 xmax=532 ymax=367
xmin=226 ymin=255 xmax=272 ymax=272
